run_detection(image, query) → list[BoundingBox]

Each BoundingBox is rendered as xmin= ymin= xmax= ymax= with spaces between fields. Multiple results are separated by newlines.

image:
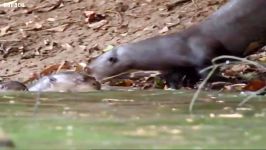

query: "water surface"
xmin=0 ymin=90 xmax=265 ymax=149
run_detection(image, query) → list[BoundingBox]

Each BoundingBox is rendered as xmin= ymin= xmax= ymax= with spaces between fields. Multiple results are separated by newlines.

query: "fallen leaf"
xmin=61 ymin=43 xmax=73 ymax=51
xmin=75 ymin=62 xmax=87 ymax=72
xmin=46 ymin=24 xmax=69 ymax=32
xmin=47 ymin=18 xmax=56 ymax=22
xmin=19 ymin=29 xmax=28 ymax=38
xmin=34 ymin=22 xmax=43 ymax=30
xmin=109 ymin=79 xmax=134 ymax=87
xmin=259 ymin=54 xmax=266 ymax=62
xmin=25 ymin=21 xmax=44 ymax=30
xmin=87 ymin=20 xmax=108 ymax=29
xmin=78 ymin=45 xmax=87 ymax=51
xmin=224 ymin=83 xmax=246 ymax=91
xmin=243 ymin=80 xmax=266 ymax=91
xmin=143 ymin=25 xmax=156 ymax=31
xmin=103 ymin=45 xmax=114 ymax=52
xmin=84 ymin=11 xmax=106 ymax=23
xmin=73 ymin=0 xmax=81 ymax=2
xmin=159 ymin=26 xmax=169 ymax=34
xmin=224 ymin=64 xmax=250 ymax=76
xmin=89 ymin=51 xmax=102 ymax=58
xmin=0 ymin=26 xmax=11 ymax=37
xmin=84 ymin=11 xmax=95 ymax=17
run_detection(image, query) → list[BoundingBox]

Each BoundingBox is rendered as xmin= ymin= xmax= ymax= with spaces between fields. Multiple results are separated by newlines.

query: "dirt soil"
xmin=0 ymin=0 xmax=228 ymax=82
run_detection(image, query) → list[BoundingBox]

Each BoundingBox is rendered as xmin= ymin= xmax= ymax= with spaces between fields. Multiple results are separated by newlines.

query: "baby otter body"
xmin=28 ymin=71 xmax=101 ymax=92
xmin=0 ymin=81 xmax=28 ymax=91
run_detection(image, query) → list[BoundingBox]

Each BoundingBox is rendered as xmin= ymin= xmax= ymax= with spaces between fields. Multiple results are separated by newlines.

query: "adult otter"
xmin=87 ymin=0 xmax=266 ymax=86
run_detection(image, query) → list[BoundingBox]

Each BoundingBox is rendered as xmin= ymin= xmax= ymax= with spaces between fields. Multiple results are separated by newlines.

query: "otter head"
xmin=86 ymin=46 xmax=133 ymax=80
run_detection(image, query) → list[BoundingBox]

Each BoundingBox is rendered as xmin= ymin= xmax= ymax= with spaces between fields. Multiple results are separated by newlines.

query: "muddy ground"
xmin=0 ymin=0 xmax=239 ymax=82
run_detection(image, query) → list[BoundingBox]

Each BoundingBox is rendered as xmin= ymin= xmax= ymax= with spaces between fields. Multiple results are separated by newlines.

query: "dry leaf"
xmin=73 ymin=0 xmax=81 ymax=2
xmin=143 ymin=25 xmax=156 ymax=31
xmin=90 ymin=51 xmax=102 ymax=58
xmin=159 ymin=26 xmax=169 ymax=34
xmin=47 ymin=18 xmax=56 ymax=22
xmin=259 ymin=55 xmax=266 ymax=62
xmin=46 ymin=24 xmax=69 ymax=32
xmin=87 ymin=20 xmax=108 ymax=29
xmin=34 ymin=22 xmax=43 ymax=30
xmin=74 ymin=62 xmax=87 ymax=72
xmin=103 ymin=45 xmax=114 ymax=52
xmin=25 ymin=21 xmax=44 ymax=30
xmin=243 ymin=80 xmax=266 ymax=91
xmin=84 ymin=11 xmax=106 ymax=23
xmin=19 ymin=29 xmax=28 ymax=38
xmin=109 ymin=79 xmax=134 ymax=87
xmin=0 ymin=26 xmax=11 ymax=37
xmin=61 ymin=43 xmax=73 ymax=51
xmin=224 ymin=84 xmax=246 ymax=91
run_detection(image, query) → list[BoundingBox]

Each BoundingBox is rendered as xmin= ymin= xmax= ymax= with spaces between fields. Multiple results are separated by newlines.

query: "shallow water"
xmin=0 ymin=90 xmax=266 ymax=149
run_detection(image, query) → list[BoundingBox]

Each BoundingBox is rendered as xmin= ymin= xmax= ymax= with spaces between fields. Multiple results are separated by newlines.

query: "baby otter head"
xmin=86 ymin=46 xmax=133 ymax=80
xmin=0 ymin=81 xmax=28 ymax=91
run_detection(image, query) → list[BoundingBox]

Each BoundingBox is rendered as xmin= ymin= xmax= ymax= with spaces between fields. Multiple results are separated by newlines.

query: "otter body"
xmin=87 ymin=0 xmax=266 ymax=82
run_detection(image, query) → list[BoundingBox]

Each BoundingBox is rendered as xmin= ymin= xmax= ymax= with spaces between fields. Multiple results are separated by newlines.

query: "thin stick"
xmin=189 ymin=55 xmax=266 ymax=113
xmin=189 ymin=64 xmax=218 ymax=113
xmin=212 ymin=55 xmax=266 ymax=70
xmin=238 ymin=86 xmax=266 ymax=107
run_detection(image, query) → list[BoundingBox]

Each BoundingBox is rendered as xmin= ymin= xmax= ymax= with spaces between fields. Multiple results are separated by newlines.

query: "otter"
xmin=0 ymin=81 xmax=28 ymax=91
xmin=87 ymin=0 xmax=266 ymax=86
xmin=0 ymin=81 xmax=28 ymax=92
xmin=28 ymin=71 xmax=101 ymax=92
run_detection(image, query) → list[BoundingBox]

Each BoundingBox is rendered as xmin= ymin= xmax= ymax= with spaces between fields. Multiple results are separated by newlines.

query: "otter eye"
xmin=49 ymin=77 xmax=57 ymax=83
xmin=108 ymin=57 xmax=118 ymax=64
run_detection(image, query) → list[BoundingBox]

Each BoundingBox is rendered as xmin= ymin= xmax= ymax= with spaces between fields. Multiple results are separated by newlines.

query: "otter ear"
xmin=108 ymin=57 xmax=118 ymax=64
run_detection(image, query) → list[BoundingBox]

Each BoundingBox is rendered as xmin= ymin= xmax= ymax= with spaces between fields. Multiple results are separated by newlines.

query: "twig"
xmin=101 ymin=70 xmax=135 ymax=83
xmin=212 ymin=55 xmax=266 ymax=71
xmin=238 ymin=86 xmax=266 ymax=107
xmin=190 ymin=55 xmax=266 ymax=113
xmin=189 ymin=64 xmax=218 ymax=113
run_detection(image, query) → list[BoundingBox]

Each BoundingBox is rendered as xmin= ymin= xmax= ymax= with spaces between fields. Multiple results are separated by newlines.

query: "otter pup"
xmin=28 ymin=71 xmax=101 ymax=92
xmin=0 ymin=81 xmax=28 ymax=91
xmin=86 ymin=0 xmax=266 ymax=87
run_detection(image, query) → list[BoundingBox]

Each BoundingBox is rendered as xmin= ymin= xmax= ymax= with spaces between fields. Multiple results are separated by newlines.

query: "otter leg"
xmin=161 ymin=67 xmax=201 ymax=89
